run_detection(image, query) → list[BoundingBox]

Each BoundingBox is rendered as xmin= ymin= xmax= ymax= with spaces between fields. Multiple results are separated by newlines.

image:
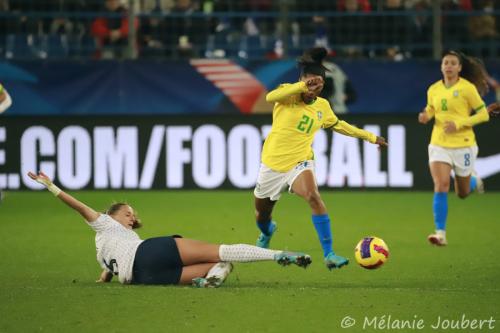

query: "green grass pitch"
xmin=0 ymin=191 xmax=499 ymax=332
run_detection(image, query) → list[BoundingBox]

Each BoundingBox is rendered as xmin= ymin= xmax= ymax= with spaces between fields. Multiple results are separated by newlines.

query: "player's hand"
xmin=27 ymin=171 xmax=53 ymax=187
xmin=96 ymin=270 xmax=113 ymax=283
xmin=375 ymin=136 xmax=388 ymax=149
xmin=444 ymin=121 xmax=458 ymax=133
xmin=418 ymin=111 xmax=430 ymax=124
xmin=487 ymin=102 xmax=500 ymax=117
xmin=303 ymin=76 xmax=324 ymax=91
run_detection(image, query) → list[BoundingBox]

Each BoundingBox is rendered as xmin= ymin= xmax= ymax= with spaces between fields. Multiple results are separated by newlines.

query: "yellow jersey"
xmin=262 ymin=81 xmax=377 ymax=172
xmin=425 ymin=78 xmax=489 ymax=148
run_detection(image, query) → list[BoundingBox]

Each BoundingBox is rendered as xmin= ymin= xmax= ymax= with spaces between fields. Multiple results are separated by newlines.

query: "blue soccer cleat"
xmin=274 ymin=251 xmax=312 ymax=268
xmin=324 ymin=252 xmax=349 ymax=270
xmin=472 ymin=171 xmax=485 ymax=194
xmin=256 ymin=221 xmax=277 ymax=248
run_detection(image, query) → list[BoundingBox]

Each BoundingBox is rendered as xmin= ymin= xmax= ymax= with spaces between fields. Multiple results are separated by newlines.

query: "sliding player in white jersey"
xmin=28 ymin=171 xmax=311 ymax=288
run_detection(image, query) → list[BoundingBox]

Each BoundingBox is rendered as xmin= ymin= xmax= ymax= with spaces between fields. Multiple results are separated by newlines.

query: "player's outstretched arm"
xmin=28 ymin=171 xmax=99 ymax=222
xmin=265 ymin=81 xmax=309 ymax=103
xmin=330 ymin=120 xmax=388 ymax=149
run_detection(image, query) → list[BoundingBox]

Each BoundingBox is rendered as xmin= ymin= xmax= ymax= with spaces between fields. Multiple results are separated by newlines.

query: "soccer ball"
xmin=354 ymin=236 xmax=389 ymax=269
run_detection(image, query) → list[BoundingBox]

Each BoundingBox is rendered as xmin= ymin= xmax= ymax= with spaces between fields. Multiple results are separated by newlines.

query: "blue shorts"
xmin=131 ymin=236 xmax=183 ymax=285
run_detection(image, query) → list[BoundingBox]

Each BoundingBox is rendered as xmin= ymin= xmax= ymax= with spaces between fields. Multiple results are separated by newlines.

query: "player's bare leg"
xmin=292 ymin=170 xmax=348 ymax=269
xmin=455 ymin=171 xmax=484 ymax=197
xmin=255 ymin=197 xmax=277 ymax=248
xmin=291 ymin=170 xmax=327 ymax=215
xmin=175 ymin=238 xmax=220 ymax=265
xmin=454 ymin=175 xmax=472 ymax=199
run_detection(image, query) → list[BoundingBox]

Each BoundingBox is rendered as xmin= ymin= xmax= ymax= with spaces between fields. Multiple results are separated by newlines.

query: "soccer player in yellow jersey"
xmin=253 ymin=55 xmax=387 ymax=270
xmin=418 ymin=50 xmax=493 ymax=246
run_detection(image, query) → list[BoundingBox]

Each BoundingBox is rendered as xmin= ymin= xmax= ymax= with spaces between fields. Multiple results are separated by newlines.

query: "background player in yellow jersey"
xmin=418 ymin=50 xmax=493 ymax=246
xmin=253 ymin=54 xmax=387 ymax=270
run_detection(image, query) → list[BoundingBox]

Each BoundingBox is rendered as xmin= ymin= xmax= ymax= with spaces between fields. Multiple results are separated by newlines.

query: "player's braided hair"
xmin=445 ymin=50 xmax=489 ymax=96
xmin=105 ymin=202 xmax=142 ymax=229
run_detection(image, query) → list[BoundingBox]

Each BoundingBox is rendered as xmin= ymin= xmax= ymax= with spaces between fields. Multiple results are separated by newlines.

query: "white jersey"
xmin=87 ymin=214 xmax=144 ymax=284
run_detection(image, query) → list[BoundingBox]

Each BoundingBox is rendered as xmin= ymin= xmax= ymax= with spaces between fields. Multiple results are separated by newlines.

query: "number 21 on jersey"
xmin=297 ymin=115 xmax=314 ymax=134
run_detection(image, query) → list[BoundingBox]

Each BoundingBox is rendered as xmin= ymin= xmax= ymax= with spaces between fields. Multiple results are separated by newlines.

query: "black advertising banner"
xmin=0 ymin=115 xmax=498 ymax=190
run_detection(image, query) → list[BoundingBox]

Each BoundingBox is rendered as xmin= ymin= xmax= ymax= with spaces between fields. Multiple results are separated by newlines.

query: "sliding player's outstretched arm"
xmin=28 ymin=171 xmax=99 ymax=222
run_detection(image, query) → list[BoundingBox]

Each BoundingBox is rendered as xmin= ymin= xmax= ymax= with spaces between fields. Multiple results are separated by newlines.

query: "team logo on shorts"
xmin=453 ymin=90 xmax=459 ymax=97
xmin=317 ymin=111 xmax=323 ymax=120
xmin=295 ymin=161 xmax=309 ymax=170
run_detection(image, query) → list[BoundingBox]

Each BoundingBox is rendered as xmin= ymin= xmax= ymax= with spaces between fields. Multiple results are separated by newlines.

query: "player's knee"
xmin=434 ymin=181 xmax=450 ymax=193
xmin=304 ymin=191 xmax=322 ymax=208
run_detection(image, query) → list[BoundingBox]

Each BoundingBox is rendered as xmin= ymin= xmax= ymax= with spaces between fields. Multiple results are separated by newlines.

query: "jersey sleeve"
xmin=454 ymin=107 xmax=489 ymax=129
xmin=321 ymin=100 xmax=339 ymax=128
xmin=454 ymin=84 xmax=489 ymax=129
xmin=425 ymin=86 xmax=435 ymax=119
xmin=466 ymin=83 xmax=486 ymax=111
xmin=266 ymin=82 xmax=308 ymax=104
xmin=86 ymin=214 xmax=113 ymax=232
xmin=99 ymin=260 xmax=112 ymax=272
xmin=331 ymin=120 xmax=377 ymax=143
xmin=321 ymin=98 xmax=375 ymax=142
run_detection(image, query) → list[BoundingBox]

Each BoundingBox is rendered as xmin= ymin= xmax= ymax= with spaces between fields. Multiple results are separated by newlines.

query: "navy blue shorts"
xmin=131 ymin=236 xmax=183 ymax=285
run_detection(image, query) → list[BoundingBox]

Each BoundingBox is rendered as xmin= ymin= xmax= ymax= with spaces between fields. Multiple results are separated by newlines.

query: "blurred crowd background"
xmin=0 ymin=0 xmax=499 ymax=61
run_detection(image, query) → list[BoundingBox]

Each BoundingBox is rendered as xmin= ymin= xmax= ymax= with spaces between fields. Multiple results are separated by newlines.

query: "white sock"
xmin=436 ymin=230 xmax=446 ymax=238
xmin=206 ymin=262 xmax=232 ymax=283
xmin=219 ymin=244 xmax=280 ymax=262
